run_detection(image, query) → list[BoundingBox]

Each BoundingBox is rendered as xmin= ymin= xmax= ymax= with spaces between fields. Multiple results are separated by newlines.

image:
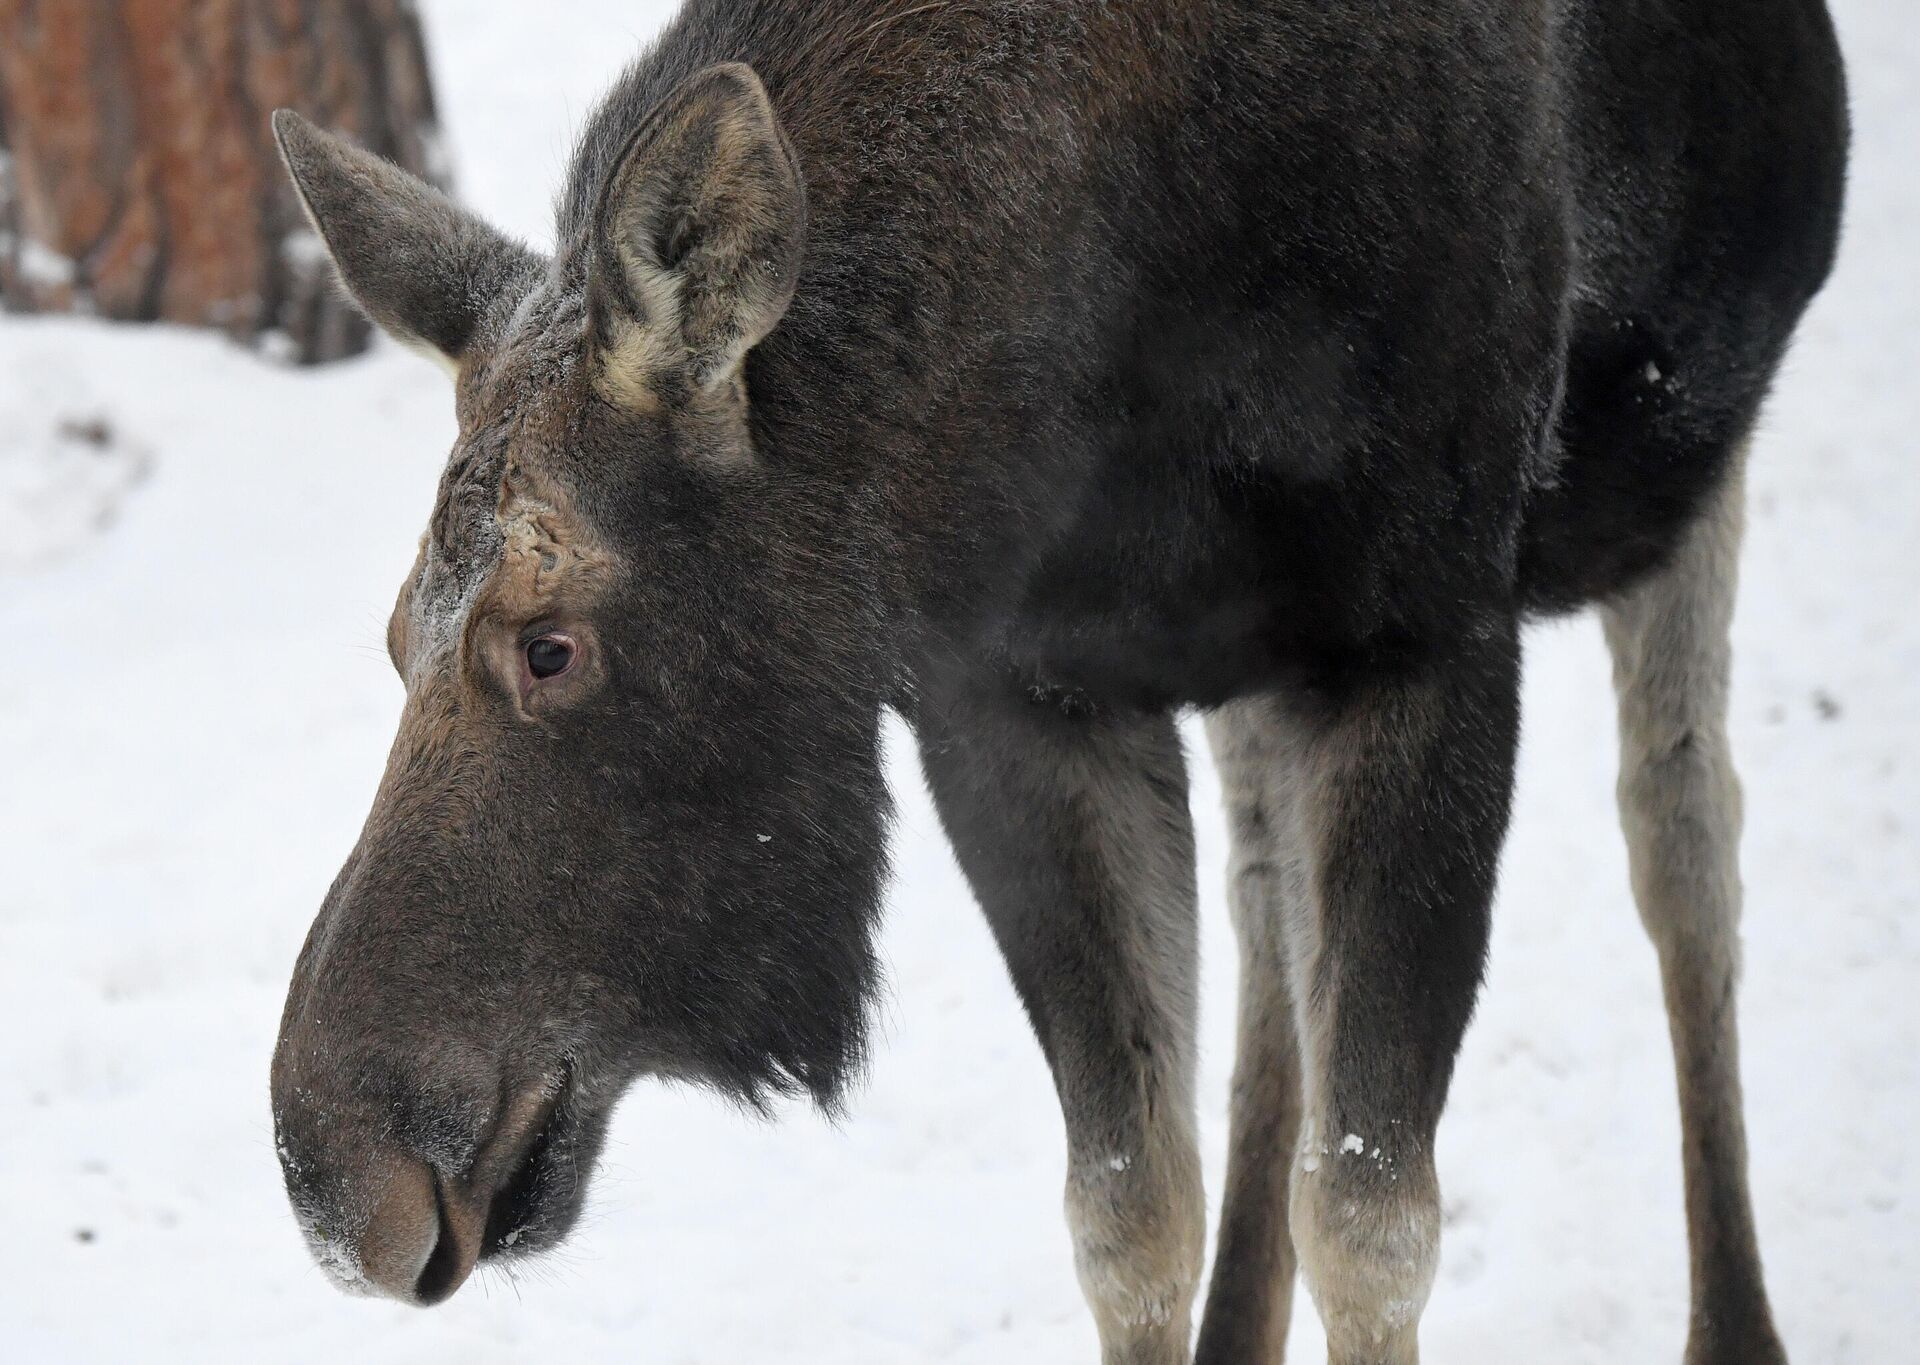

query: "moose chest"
xmin=990 ymin=428 xmax=1396 ymax=711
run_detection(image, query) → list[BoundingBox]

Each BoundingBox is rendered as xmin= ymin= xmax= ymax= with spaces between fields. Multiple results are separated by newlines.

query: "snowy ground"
xmin=1 ymin=2 xmax=1914 ymax=1361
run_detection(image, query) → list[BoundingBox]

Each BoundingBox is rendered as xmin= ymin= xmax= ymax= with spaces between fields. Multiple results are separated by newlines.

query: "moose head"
xmin=268 ymin=65 xmax=893 ymax=1304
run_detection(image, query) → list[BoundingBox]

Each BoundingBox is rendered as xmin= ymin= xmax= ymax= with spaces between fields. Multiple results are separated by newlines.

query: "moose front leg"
xmin=1280 ymin=628 xmax=1521 ymax=1364
xmin=916 ymin=677 xmax=1206 ymax=1365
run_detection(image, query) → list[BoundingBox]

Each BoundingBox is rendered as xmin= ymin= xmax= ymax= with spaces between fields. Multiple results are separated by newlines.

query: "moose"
xmin=268 ymin=1 xmax=1848 ymax=1360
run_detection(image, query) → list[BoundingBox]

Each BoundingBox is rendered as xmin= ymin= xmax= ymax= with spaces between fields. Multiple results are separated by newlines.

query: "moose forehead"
xmin=405 ymin=283 xmax=610 ymax=649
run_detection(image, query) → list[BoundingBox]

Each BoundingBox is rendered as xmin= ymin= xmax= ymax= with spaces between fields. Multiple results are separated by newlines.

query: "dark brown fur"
xmin=267 ymin=2 xmax=1846 ymax=1358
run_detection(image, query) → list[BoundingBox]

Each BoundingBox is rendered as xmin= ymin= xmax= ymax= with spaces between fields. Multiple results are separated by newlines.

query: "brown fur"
xmin=263 ymin=2 xmax=1845 ymax=1353
xmin=1601 ymin=448 xmax=1786 ymax=1365
xmin=1196 ymin=701 xmax=1308 ymax=1365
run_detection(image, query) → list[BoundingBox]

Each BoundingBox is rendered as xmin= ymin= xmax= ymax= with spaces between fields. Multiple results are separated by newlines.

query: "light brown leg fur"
xmin=1201 ymin=624 xmax=1520 ymax=1365
xmin=1196 ymin=701 xmax=1308 ymax=1364
xmin=917 ymin=681 xmax=1206 ymax=1365
xmin=1600 ymin=451 xmax=1788 ymax=1365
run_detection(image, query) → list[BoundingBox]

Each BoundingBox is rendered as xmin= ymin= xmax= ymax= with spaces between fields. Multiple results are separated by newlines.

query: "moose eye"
xmin=525 ymin=634 xmax=577 ymax=680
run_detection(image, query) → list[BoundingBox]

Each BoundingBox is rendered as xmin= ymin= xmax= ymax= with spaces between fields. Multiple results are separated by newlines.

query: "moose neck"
xmin=559 ymin=3 xmax=1149 ymax=659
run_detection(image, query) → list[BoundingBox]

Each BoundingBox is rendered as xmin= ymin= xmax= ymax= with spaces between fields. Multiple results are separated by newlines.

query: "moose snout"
xmin=272 ymin=1036 xmax=574 ymax=1306
xmin=320 ymin=1142 xmax=482 ymax=1305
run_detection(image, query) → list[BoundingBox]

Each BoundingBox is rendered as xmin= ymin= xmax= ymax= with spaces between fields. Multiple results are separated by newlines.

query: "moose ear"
xmin=589 ymin=64 xmax=805 ymax=404
xmin=271 ymin=110 xmax=540 ymax=374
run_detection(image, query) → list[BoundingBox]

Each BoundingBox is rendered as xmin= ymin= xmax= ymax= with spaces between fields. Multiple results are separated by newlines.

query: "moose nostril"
xmin=286 ymin=1077 xmax=567 ymax=1306
xmin=411 ymin=1179 xmax=469 ymax=1306
xmin=350 ymin=1155 xmax=484 ymax=1306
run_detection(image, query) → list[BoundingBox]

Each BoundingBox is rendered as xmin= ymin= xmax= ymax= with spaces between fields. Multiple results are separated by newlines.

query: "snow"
xmin=278 ymin=229 xmax=333 ymax=274
xmin=14 ymin=235 xmax=78 ymax=289
xmin=0 ymin=2 xmax=1914 ymax=1361
xmin=0 ymin=359 xmax=151 ymax=572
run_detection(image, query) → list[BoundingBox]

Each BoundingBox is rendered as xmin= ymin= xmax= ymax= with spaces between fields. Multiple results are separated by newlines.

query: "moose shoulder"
xmin=267 ymin=2 xmax=1846 ymax=1362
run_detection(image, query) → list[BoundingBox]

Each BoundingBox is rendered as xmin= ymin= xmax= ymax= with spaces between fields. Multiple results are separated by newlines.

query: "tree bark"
xmin=0 ymin=0 xmax=447 ymax=363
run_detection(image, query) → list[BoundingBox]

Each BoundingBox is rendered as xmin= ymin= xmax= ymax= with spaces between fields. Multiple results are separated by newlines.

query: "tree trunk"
xmin=0 ymin=0 xmax=447 ymax=363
